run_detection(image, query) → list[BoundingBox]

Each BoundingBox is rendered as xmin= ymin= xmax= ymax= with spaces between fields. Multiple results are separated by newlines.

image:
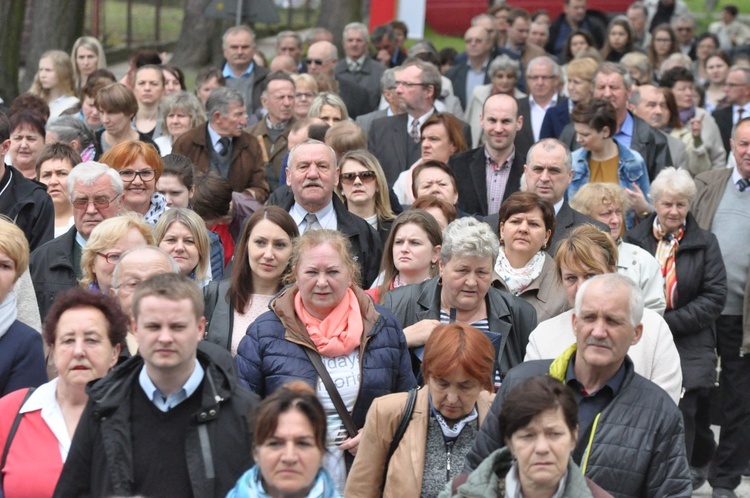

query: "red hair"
xmin=421 ymin=324 xmax=495 ymax=392
xmin=100 ymin=140 xmax=164 ymax=181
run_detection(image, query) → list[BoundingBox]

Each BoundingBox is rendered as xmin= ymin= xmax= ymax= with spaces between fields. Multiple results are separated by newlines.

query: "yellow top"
xmin=589 ymin=154 xmax=620 ymax=184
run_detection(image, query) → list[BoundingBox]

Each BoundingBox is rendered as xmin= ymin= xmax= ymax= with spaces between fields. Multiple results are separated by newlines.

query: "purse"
xmin=381 ymin=386 xmax=419 ymax=492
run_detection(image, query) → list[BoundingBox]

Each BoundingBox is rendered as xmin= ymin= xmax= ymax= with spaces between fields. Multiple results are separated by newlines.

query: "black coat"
xmin=624 ymin=212 xmax=727 ymax=389
xmin=1 ymin=165 xmax=54 ymax=253
xmin=29 ymin=226 xmax=78 ymax=320
xmin=53 ymin=342 xmax=259 ymax=498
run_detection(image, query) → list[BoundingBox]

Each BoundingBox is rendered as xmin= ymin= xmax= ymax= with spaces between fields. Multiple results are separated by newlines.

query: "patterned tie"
xmin=304 ymin=213 xmax=322 ymax=233
xmin=218 ymin=137 xmax=231 ymax=157
xmin=738 ymin=178 xmax=750 ymax=192
xmin=409 ymin=120 xmax=420 ymax=143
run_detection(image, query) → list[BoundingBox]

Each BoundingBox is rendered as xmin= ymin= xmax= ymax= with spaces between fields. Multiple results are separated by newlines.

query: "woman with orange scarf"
xmin=235 ymin=229 xmax=416 ymax=495
xmin=623 ymin=167 xmax=727 ymax=483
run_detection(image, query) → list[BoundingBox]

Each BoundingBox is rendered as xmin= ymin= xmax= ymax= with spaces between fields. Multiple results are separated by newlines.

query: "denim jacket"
xmin=568 ymin=139 xmax=650 ymax=229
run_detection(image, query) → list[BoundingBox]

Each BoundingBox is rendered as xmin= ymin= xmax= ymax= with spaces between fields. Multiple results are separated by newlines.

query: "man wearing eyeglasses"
xmin=304 ymin=40 xmax=372 ymax=119
xmin=445 ymin=26 xmax=493 ymax=110
xmin=517 ymin=56 xmax=564 ymax=145
xmin=672 ymin=15 xmax=697 ymax=59
xmin=29 ymin=161 xmax=123 ymax=319
xmin=713 ymin=66 xmax=750 ymax=158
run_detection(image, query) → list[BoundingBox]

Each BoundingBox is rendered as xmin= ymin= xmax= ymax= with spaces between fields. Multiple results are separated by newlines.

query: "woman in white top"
xmin=28 ymin=50 xmax=80 ymax=119
xmin=153 ymin=92 xmax=206 ymax=156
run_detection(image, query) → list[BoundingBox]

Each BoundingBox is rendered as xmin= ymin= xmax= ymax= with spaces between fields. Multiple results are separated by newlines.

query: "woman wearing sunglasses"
xmin=336 ymin=150 xmax=395 ymax=249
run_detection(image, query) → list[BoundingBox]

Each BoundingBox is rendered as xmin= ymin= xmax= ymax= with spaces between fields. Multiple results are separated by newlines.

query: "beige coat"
xmin=345 ymin=388 xmax=493 ymax=498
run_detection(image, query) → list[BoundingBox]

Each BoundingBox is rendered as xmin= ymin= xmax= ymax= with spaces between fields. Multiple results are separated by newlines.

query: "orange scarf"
xmin=294 ymin=287 xmax=364 ymax=357
xmin=652 ymin=219 xmax=684 ymax=310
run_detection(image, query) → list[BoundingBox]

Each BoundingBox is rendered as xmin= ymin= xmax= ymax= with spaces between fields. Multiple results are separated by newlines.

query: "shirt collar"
xmin=565 ymin=352 xmax=627 ymax=397
xmin=290 ymin=199 xmax=335 ymax=225
xmin=618 ymin=111 xmax=634 ymax=138
xmin=75 ymin=230 xmax=87 ymax=248
xmin=265 ymin=115 xmax=289 ymax=131
xmin=346 ymin=55 xmax=367 ymax=67
xmin=407 ymin=109 xmax=435 ymax=135
xmin=207 ymin=123 xmax=225 ymax=149
xmin=529 ymin=92 xmax=559 ymax=109
xmin=732 ymin=166 xmax=747 ymax=185
xmin=222 ymin=61 xmax=254 ymax=79
xmin=485 ymin=145 xmax=515 ymax=170
xmin=553 ymin=198 xmax=564 ymax=214
xmin=138 ymin=359 xmax=204 ymax=410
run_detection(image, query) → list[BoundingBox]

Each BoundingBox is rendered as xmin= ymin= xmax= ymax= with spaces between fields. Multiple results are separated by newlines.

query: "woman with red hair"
xmin=100 ymin=140 xmax=166 ymax=225
xmin=346 ymin=324 xmax=495 ymax=498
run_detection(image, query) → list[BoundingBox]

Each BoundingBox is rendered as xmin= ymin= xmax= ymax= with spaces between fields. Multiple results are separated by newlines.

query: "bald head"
xmin=306 ymin=41 xmax=338 ymax=77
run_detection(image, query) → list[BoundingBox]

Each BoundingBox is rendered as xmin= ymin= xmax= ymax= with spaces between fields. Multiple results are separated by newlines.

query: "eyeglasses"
xmin=71 ymin=194 xmax=120 ymax=210
xmin=113 ymin=279 xmax=141 ymax=293
xmin=305 ymin=58 xmax=325 ymax=66
xmin=725 ymin=82 xmax=748 ymax=88
xmin=96 ymin=252 xmax=122 ymax=264
xmin=340 ymin=171 xmax=377 ymax=184
xmin=527 ymin=75 xmax=557 ymax=81
xmin=295 ymin=92 xmax=315 ymax=99
xmin=395 ymin=81 xmax=428 ymax=88
xmin=119 ymin=169 xmax=155 ymax=182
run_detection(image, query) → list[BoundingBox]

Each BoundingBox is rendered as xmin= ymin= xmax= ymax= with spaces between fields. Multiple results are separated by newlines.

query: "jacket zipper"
xmin=445 ymin=440 xmax=454 ymax=482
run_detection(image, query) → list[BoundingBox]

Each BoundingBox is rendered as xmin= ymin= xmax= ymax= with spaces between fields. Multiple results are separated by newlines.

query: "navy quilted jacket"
xmin=235 ymin=285 xmax=416 ymax=429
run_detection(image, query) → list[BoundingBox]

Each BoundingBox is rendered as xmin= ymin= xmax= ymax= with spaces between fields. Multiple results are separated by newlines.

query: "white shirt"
xmin=733 ymin=104 xmax=750 ymax=125
xmin=19 ymin=378 xmax=70 ymax=461
xmin=529 ymin=93 xmax=558 ymax=142
xmin=290 ymin=200 xmax=337 ymax=232
xmin=406 ymin=109 xmax=435 ymax=142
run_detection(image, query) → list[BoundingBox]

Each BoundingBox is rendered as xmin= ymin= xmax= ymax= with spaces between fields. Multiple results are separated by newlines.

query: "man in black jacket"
xmin=546 ymin=0 xmax=606 ymax=58
xmin=463 ymin=274 xmax=691 ymax=498
xmin=54 ymin=273 xmax=259 ymax=498
xmin=271 ymin=139 xmax=381 ymax=288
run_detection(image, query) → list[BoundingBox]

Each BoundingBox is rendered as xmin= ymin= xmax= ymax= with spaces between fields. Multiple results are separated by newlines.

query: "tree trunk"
xmin=0 ymin=0 xmax=27 ymax=104
xmin=317 ymin=0 xmax=362 ymax=48
xmin=20 ymin=0 xmax=86 ymax=92
xmin=170 ymin=0 xmax=223 ymax=68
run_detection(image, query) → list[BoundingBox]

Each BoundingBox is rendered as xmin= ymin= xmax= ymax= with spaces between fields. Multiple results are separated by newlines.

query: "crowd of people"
xmin=0 ymin=0 xmax=748 ymax=496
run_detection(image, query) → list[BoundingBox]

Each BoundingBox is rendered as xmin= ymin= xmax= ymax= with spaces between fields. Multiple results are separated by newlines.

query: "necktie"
xmin=304 ymin=213 xmax=322 ymax=233
xmin=738 ymin=178 xmax=750 ymax=192
xmin=409 ymin=120 xmax=420 ymax=143
xmin=739 ymin=107 xmax=745 ymax=123
xmin=218 ymin=137 xmax=231 ymax=157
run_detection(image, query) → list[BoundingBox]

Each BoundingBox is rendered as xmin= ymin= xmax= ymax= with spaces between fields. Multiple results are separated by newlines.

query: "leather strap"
xmin=303 ymin=347 xmax=359 ymax=438
xmin=381 ymin=386 xmax=419 ymax=491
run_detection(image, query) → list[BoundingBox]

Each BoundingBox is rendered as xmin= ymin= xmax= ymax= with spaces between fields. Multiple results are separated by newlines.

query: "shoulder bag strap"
xmin=303 ymin=347 xmax=359 ymax=438
xmin=381 ymin=387 xmax=419 ymax=491
xmin=1 ymin=388 xmax=36 ymax=485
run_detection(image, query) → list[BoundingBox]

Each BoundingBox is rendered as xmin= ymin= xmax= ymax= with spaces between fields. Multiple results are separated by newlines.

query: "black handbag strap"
xmin=303 ymin=347 xmax=359 ymax=438
xmin=1 ymin=388 xmax=35 ymax=485
xmin=381 ymin=387 xmax=419 ymax=491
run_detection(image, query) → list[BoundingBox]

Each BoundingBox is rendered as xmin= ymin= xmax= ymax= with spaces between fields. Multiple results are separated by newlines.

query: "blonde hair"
xmin=70 ymin=37 xmax=107 ymax=89
xmin=570 ymin=182 xmax=629 ymax=216
xmin=153 ymin=208 xmax=211 ymax=283
xmin=287 ymin=229 xmax=361 ymax=288
xmin=80 ymin=213 xmax=155 ymax=288
xmin=0 ymin=217 xmax=29 ymax=281
xmin=336 ymin=149 xmax=394 ymax=222
xmin=29 ymin=50 xmax=77 ymax=100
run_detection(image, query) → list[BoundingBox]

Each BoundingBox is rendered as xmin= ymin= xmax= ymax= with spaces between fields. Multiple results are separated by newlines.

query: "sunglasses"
xmin=305 ymin=58 xmax=325 ymax=66
xmin=340 ymin=171 xmax=377 ymax=184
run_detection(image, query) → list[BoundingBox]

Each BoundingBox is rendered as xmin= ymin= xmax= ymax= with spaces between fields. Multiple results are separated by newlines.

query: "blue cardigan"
xmin=568 ymin=140 xmax=651 ymax=229
xmin=0 ymin=320 xmax=47 ymax=397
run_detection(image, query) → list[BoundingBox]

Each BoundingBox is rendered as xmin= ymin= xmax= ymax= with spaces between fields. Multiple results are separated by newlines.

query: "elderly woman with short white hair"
xmin=623 ymin=166 xmax=727 ymax=463
xmin=384 ymin=217 xmax=537 ymax=386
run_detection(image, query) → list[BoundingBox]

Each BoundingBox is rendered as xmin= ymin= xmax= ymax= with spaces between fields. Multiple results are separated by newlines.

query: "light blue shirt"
xmin=75 ymin=231 xmax=87 ymax=248
xmin=614 ymin=112 xmax=634 ymax=149
xmin=207 ymin=124 xmax=228 ymax=154
xmin=465 ymin=60 xmax=488 ymax=104
xmin=290 ymin=200 xmax=337 ymax=232
xmin=222 ymin=61 xmax=254 ymax=79
xmin=138 ymin=359 xmax=205 ymax=412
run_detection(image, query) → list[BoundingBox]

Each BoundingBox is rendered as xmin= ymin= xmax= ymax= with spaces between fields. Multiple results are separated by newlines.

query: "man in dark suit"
xmin=450 ymin=94 xmax=526 ymax=218
xmin=446 ymin=26 xmax=493 ymax=110
xmin=558 ymin=62 xmax=671 ymax=181
xmin=269 ymin=139 xmax=381 ymax=287
xmin=372 ymin=24 xmax=407 ymax=68
xmin=673 ymin=15 xmax=698 ymax=60
xmin=540 ymin=57 xmax=598 ymax=140
xmin=221 ymin=25 xmax=268 ymax=117
xmin=369 ymin=60 xmax=467 ymax=185
xmin=713 ymin=66 xmax=750 ymax=157
xmin=517 ymin=56 xmax=565 ymax=145
xmin=334 ymin=22 xmax=386 ymax=111
xmin=306 ymin=41 xmax=372 ymax=119
xmin=484 ymin=138 xmax=608 ymax=253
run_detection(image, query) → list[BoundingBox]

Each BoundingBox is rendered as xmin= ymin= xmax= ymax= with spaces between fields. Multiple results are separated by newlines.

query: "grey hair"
xmin=593 ymin=62 xmax=633 ymax=90
xmin=401 ymin=59 xmax=442 ymax=100
xmin=729 ymin=65 xmax=750 ymax=84
xmin=288 ymin=139 xmax=337 ymax=171
xmin=526 ymin=138 xmax=572 ymax=172
xmin=525 ymin=55 xmax=561 ymax=78
xmin=46 ymin=116 xmax=95 ymax=151
xmin=222 ymin=25 xmax=255 ymax=47
xmin=575 ymin=273 xmax=644 ymax=328
xmin=671 ymin=14 xmax=696 ymax=28
xmin=441 ymin=217 xmax=500 ymax=264
xmin=276 ymin=30 xmax=301 ymax=48
xmin=471 ymin=13 xmax=496 ymax=26
xmin=68 ymin=161 xmax=123 ymax=202
xmin=659 ymin=53 xmax=692 ymax=74
xmin=307 ymin=92 xmax=349 ymax=120
xmin=627 ymin=2 xmax=649 ymax=17
xmin=407 ymin=40 xmax=438 ymax=57
xmin=161 ymin=91 xmax=206 ymax=134
xmin=343 ymin=22 xmax=370 ymax=42
xmin=488 ymin=54 xmax=521 ymax=80
xmin=111 ymin=246 xmax=180 ymax=290
xmin=381 ymin=67 xmax=397 ymax=92
xmin=620 ymin=52 xmax=653 ymax=82
xmin=649 ymin=166 xmax=697 ymax=204
xmin=206 ymin=87 xmax=245 ymax=122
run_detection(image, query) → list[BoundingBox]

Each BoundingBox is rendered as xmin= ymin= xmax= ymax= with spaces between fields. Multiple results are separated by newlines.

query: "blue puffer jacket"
xmin=235 ymin=285 xmax=416 ymax=429
xmin=568 ymin=139 xmax=650 ymax=229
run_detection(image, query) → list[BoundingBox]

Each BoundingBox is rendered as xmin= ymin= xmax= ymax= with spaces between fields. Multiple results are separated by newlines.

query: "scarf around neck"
xmin=429 ymin=392 xmax=478 ymax=442
xmin=652 ymin=217 xmax=684 ymax=310
xmin=0 ymin=291 xmax=18 ymax=340
xmin=294 ymin=287 xmax=363 ymax=357
xmin=495 ymin=247 xmax=546 ymax=296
